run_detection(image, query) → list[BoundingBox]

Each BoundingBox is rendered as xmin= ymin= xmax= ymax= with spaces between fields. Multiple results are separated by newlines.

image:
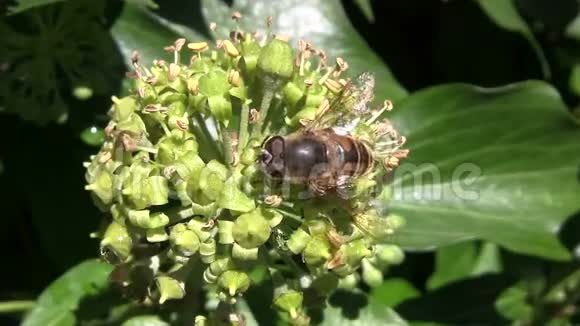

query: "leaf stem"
xmin=0 ymin=300 xmax=35 ymax=314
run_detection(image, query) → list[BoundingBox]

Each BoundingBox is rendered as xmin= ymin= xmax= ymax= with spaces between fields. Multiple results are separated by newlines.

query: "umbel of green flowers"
xmin=85 ymin=14 xmax=408 ymax=326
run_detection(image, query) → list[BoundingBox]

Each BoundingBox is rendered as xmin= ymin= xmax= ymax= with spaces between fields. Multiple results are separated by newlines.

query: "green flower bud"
xmin=375 ymin=244 xmax=405 ymax=266
xmin=218 ymin=176 xmax=255 ymax=213
xmin=240 ymin=36 xmax=261 ymax=75
xmin=281 ymin=81 xmax=304 ymax=107
xmin=100 ymin=221 xmax=132 ymax=264
xmin=285 ymin=106 xmax=316 ymax=127
xmin=207 ymin=95 xmax=233 ymax=125
xmin=128 ymin=210 xmax=169 ymax=229
xmin=258 ymin=39 xmax=294 ymax=79
xmin=362 ymin=258 xmax=383 ymax=288
xmin=146 ymin=227 xmax=169 ymax=243
xmin=187 ymin=219 xmax=213 ymax=243
xmin=218 ymin=270 xmax=250 ymax=297
xmin=338 ymin=274 xmax=358 ymax=290
xmin=194 ymin=316 xmax=207 ymax=326
xmin=287 ymin=228 xmax=311 ymax=254
xmin=232 ymin=209 xmax=271 ymax=249
xmin=240 ymin=146 xmax=258 ymax=166
xmin=85 ymin=168 xmax=113 ymax=205
xmin=170 ymin=224 xmax=200 ymax=257
xmin=199 ymin=160 xmax=228 ymax=200
xmin=156 ymin=275 xmax=185 ymax=303
xmin=218 ymin=220 xmax=235 ymax=244
xmin=303 ymin=235 xmax=331 ymax=266
xmin=342 ymin=239 xmax=372 ymax=267
xmin=111 ymin=96 xmax=137 ymax=122
xmin=116 ymin=113 xmax=147 ymax=134
xmin=274 ymin=290 xmax=303 ymax=319
xmin=232 ymin=242 xmax=259 ymax=261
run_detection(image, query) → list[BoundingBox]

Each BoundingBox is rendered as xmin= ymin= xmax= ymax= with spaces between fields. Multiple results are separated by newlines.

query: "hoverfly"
xmin=259 ymin=72 xmax=406 ymax=198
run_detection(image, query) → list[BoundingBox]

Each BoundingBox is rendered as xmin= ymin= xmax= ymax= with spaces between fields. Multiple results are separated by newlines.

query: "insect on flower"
xmin=259 ymin=72 xmax=407 ymax=198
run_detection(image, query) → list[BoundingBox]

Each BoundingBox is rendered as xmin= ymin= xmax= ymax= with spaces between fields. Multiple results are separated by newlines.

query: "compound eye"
xmin=259 ymin=150 xmax=273 ymax=164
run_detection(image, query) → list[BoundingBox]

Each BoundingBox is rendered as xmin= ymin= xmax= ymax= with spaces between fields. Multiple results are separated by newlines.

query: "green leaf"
xmin=121 ymin=315 xmax=169 ymax=326
xmin=111 ymin=3 xmax=208 ymax=68
xmin=494 ymin=282 xmax=533 ymax=322
xmin=201 ymin=0 xmax=408 ymax=102
xmin=475 ymin=0 xmax=550 ymax=78
xmin=371 ymin=278 xmax=420 ymax=307
xmin=354 ymin=0 xmax=375 ymax=22
xmin=427 ymin=242 xmax=502 ymax=290
xmin=22 ymin=260 xmax=113 ymax=326
xmin=7 ymin=0 xmax=65 ymax=14
xmin=389 ymin=81 xmax=580 ymax=260
xmin=323 ymin=290 xmax=409 ymax=326
xmin=566 ymin=15 xmax=580 ymax=41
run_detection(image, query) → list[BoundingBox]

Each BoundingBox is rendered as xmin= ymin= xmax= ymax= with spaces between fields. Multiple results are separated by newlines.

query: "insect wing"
xmin=305 ymin=72 xmax=376 ymax=132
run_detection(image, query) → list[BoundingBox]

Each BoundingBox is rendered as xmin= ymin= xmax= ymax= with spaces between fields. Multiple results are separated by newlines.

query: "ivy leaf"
xmin=427 ymin=242 xmax=502 ymax=290
xmin=1 ymin=0 xmax=124 ymax=124
xmin=494 ymin=282 xmax=533 ymax=323
xmin=201 ymin=0 xmax=407 ymax=102
xmin=389 ymin=81 xmax=580 ymax=260
xmin=371 ymin=278 xmax=420 ymax=307
xmin=323 ymin=290 xmax=408 ymax=326
xmin=111 ymin=3 xmax=208 ymax=68
xmin=7 ymin=0 xmax=66 ymax=14
xmin=475 ymin=0 xmax=550 ymax=78
xmin=22 ymin=260 xmax=113 ymax=326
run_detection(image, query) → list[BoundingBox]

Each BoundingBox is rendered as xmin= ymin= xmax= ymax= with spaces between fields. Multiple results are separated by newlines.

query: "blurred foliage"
xmin=0 ymin=0 xmax=579 ymax=325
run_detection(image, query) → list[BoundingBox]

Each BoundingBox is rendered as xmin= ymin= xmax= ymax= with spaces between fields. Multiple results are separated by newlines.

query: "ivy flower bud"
xmin=361 ymin=258 xmax=383 ymax=288
xmin=257 ymin=39 xmax=294 ymax=79
xmin=218 ymin=270 xmax=251 ymax=297
xmin=232 ymin=209 xmax=271 ymax=249
xmin=156 ymin=275 xmax=186 ymax=303
xmin=169 ymin=224 xmax=201 ymax=257
xmin=273 ymin=290 xmax=303 ymax=319
xmin=303 ymin=235 xmax=332 ymax=266
xmin=287 ymin=228 xmax=311 ymax=254
xmin=100 ymin=221 xmax=132 ymax=264
xmin=375 ymin=244 xmax=405 ymax=266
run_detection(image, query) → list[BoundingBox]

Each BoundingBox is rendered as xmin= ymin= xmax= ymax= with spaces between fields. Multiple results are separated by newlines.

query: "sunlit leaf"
xmin=201 ymin=0 xmax=407 ymax=102
xmin=22 ymin=260 xmax=113 ymax=326
xmin=389 ymin=81 xmax=580 ymax=260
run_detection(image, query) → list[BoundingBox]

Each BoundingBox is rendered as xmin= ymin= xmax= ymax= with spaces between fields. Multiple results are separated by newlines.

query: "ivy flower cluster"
xmin=85 ymin=14 xmax=408 ymax=325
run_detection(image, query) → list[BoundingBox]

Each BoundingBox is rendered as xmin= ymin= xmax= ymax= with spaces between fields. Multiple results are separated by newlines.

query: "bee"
xmin=259 ymin=72 xmax=404 ymax=197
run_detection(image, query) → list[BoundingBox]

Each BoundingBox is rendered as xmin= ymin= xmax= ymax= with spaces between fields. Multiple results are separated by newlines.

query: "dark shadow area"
xmin=396 ymin=275 xmax=513 ymax=325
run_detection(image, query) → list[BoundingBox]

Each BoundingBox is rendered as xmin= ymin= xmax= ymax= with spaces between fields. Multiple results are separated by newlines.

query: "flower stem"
xmin=221 ymin=123 xmax=234 ymax=167
xmin=238 ymin=103 xmax=250 ymax=156
xmin=252 ymin=76 xmax=281 ymax=139
xmin=0 ymin=300 xmax=35 ymax=314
